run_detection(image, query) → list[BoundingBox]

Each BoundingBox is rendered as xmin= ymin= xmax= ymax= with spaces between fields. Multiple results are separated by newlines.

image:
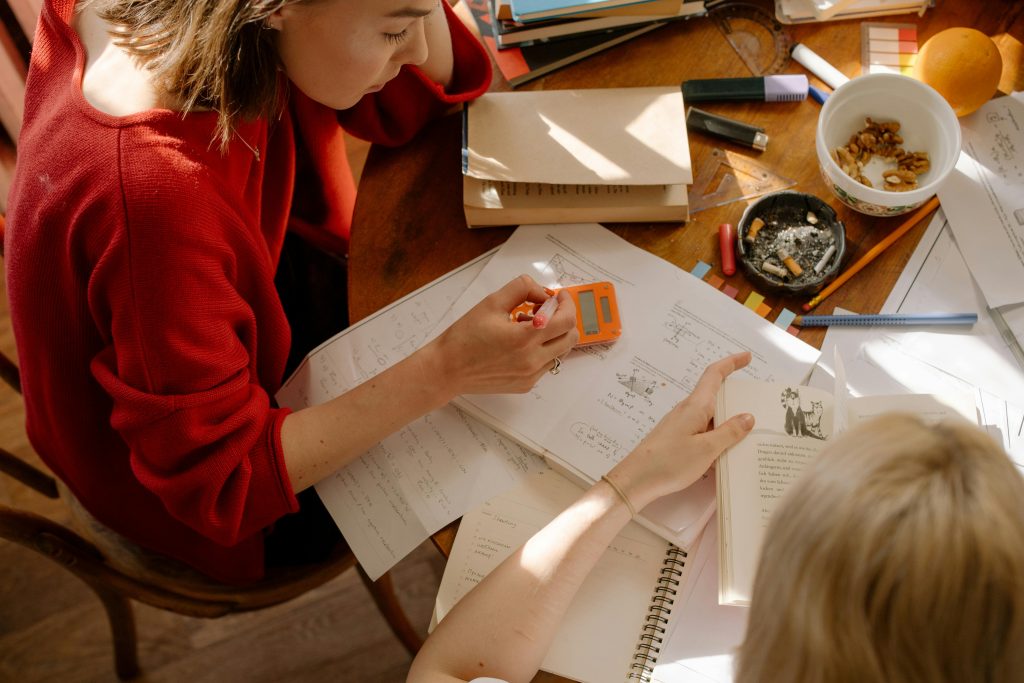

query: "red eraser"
xmin=719 ymin=223 xmax=736 ymax=276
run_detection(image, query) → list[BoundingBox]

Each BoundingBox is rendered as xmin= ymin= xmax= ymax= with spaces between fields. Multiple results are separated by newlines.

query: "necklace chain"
xmin=231 ymin=125 xmax=261 ymax=162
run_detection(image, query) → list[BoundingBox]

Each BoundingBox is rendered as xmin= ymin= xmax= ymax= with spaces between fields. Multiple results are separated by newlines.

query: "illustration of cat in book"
xmin=781 ymin=388 xmax=825 ymax=439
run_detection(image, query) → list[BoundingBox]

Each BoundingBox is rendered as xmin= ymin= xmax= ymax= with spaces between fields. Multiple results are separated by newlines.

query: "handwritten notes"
xmin=444 ymin=224 xmax=820 ymax=550
xmin=276 ymin=251 xmax=545 ymax=580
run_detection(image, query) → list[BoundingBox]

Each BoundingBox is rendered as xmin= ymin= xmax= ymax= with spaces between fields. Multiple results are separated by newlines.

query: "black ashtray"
xmin=736 ymin=191 xmax=846 ymax=296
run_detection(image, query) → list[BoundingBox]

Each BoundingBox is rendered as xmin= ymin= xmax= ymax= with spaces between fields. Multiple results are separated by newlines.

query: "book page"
xmin=445 ymin=224 xmax=820 ymax=550
xmin=846 ymin=392 xmax=975 ymax=427
xmin=716 ymin=377 xmax=835 ymax=606
xmin=434 ymin=468 xmax=674 ymax=683
xmin=276 ymin=251 xmax=544 ymax=580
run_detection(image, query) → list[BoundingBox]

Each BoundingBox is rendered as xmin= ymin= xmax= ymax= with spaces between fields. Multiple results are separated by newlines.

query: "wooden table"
xmin=348 ymin=3 xmax=1022 ymax=680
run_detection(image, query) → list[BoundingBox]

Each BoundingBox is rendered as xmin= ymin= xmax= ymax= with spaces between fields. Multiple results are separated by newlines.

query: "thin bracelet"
xmin=601 ymin=474 xmax=637 ymax=518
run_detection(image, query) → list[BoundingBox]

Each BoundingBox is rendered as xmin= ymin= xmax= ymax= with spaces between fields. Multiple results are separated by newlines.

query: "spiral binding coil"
xmin=627 ymin=545 xmax=686 ymax=681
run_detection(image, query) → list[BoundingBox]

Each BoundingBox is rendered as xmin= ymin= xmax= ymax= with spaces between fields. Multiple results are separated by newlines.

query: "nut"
xmin=832 ymin=117 xmax=929 ymax=192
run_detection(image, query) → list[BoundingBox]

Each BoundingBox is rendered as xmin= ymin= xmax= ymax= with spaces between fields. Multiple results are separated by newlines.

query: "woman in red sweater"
xmin=4 ymin=0 xmax=578 ymax=582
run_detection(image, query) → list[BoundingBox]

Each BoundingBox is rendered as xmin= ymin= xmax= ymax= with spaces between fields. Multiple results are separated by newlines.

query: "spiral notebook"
xmin=431 ymin=468 xmax=691 ymax=682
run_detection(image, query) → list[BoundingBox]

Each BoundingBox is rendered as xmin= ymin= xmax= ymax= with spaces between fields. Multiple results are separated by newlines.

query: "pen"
xmin=682 ymin=75 xmax=808 ymax=103
xmin=686 ymin=107 xmax=768 ymax=151
xmin=808 ymin=85 xmax=830 ymax=105
xmin=804 ymin=196 xmax=940 ymax=311
xmin=532 ymin=296 xmax=559 ymax=329
xmin=794 ymin=312 xmax=978 ymax=327
xmin=790 ymin=43 xmax=849 ymax=90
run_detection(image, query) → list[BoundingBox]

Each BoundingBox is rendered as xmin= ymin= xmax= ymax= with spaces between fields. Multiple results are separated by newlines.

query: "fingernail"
xmin=740 ymin=413 xmax=754 ymax=429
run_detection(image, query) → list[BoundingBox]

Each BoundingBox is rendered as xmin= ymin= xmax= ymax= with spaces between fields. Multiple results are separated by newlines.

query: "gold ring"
xmin=549 ymin=357 xmax=561 ymax=375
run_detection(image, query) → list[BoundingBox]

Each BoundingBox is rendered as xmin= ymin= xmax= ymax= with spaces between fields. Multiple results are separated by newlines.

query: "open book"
xmin=714 ymin=363 xmax=978 ymax=606
xmin=442 ymin=224 xmax=820 ymax=552
xmin=433 ymin=468 xmax=691 ymax=683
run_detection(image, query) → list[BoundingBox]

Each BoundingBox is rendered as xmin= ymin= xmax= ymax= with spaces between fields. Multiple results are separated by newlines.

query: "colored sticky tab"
xmin=868 ymin=26 xmax=899 ymax=40
xmin=691 ymin=261 xmax=712 ymax=279
xmin=787 ymin=326 xmax=801 ymax=336
xmin=869 ymin=39 xmax=901 ymax=53
xmin=756 ymin=303 xmax=772 ymax=318
xmin=722 ymin=284 xmax=740 ymax=300
xmin=707 ymin=274 xmax=724 ymax=290
xmin=775 ymin=308 xmax=797 ymax=329
xmin=744 ymin=292 xmax=765 ymax=311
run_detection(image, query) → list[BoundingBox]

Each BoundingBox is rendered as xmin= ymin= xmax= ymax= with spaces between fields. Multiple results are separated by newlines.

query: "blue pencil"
xmin=794 ymin=313 xmax=978 ymax=327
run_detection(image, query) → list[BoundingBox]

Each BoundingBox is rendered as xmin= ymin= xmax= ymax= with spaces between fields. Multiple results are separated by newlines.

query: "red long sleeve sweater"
xmin=4 ymin=0 xmax=490 ymax=582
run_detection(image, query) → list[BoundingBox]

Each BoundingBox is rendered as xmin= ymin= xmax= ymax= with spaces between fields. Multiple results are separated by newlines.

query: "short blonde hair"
xmin=85 ymin=0 xmax=301 ymax=150
xmin=737 ymin=414 xmax=1024 ymax=683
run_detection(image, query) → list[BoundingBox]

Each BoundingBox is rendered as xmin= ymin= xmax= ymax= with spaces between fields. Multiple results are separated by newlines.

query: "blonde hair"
xmin=737 ymin=414 xmax=1024 ymax=683
xmin=84 ymin=0 xmax=304 ymax=150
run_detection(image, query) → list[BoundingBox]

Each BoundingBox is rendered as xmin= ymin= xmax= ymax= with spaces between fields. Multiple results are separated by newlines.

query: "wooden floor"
xmin=0 ymin=136 xmax=447 ymax=682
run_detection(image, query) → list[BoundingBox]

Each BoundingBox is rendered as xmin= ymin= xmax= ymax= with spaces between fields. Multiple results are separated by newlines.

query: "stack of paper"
xmin=462 ymin=88 xmax=693 ymax=227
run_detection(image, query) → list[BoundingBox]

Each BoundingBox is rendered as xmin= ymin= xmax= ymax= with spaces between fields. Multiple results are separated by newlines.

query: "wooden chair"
xmin=0 ymin=221 xmax=423 ymax=678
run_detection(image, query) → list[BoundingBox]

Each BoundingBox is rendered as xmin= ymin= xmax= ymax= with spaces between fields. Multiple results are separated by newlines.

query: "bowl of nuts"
xmin=736 ymin=191 xmax=846 ymax=297
xmin=815 ymin=72 xmax=961 ymax=216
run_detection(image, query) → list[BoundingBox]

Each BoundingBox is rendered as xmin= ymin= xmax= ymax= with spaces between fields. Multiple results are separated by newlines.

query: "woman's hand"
xmin=424 ymin=275 xmax=579 ymax=397
xmin=606 ymin=352 xmax=755 ymax=511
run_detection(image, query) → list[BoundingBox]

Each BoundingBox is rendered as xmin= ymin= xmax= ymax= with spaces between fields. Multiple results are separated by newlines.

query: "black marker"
xmin=685 ymin=107 xmax=768 ymax=152
xmin=682 ymin=75 xmax=808 ymax=103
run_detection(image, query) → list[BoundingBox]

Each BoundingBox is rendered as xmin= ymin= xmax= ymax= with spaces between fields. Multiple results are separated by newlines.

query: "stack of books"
xmin=459 ymin=0 xmax=706 ymax=87
xmin=495 ymin=0 xmax=706 ymax=47
xmin=461 ymin=87 xmax=693 ymax=227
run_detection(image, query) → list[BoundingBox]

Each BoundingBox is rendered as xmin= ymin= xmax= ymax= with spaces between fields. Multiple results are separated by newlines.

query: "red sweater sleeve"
xmin=339 ymin=1 xmax=492 ymax=146
xmin=87 ymin=148 xmax=299 ymax=547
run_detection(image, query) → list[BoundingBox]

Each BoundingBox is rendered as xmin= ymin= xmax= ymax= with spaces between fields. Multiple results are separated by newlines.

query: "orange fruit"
xmin=913 ymin=27 xmax=1002 ymax=117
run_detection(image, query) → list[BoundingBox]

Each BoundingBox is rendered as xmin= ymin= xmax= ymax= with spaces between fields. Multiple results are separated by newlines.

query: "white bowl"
xmin=815 ymin=73 xmax=960 ymax=216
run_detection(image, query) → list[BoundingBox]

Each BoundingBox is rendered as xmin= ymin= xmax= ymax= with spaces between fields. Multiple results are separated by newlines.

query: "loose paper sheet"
xmin=809 ymin=213 xmax=1024 ymax=470
xmin=443 ymin=224 xmax=820 ymax=549
xmin=276 ymin=251 xmax=545 ymax=580
xmin=937 ymin=92 xmax=1024 ymax=308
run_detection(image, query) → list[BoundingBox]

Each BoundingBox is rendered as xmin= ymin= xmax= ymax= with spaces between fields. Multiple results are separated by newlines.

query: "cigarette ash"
xmin=740 ymin=212 xmax=838 ymax=287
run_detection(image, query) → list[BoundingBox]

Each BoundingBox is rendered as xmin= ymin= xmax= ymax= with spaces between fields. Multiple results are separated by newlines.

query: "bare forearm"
xmin=408 ymin=481 xmax=632 ymax=683
xmin=280 ymin=344 xmax=453 ymax=492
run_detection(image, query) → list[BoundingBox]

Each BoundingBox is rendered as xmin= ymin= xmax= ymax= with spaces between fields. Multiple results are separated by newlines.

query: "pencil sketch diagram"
xmin=662 ymin=317 xmax=702 ymax=347
xmin=617 ymin=368 xmax=658 ymax=398
xmin=569 ymin=421 xmax=625 ymax=463
xmin=536 ymin=253 xmax=597 ymax=287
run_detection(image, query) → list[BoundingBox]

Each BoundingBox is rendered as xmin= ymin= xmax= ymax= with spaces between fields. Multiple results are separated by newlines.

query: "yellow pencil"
xmin=803 ymin=196 xmax=941 ymax=312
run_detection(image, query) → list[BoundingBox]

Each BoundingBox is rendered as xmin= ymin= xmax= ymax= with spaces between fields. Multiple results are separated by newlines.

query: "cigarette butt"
xmin=813 ymin=244 xmax=837 ymax=273
xmin=762 ymin=261 xmax=789 ymax=278
xmin=778 ymin=248 xmax=804 ymax=276
xmin=745 ymin=217 xmax=765 ymax=243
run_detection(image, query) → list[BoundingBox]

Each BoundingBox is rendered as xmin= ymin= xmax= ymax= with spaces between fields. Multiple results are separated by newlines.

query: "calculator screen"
xmin=578 ymin=289 xmax=600 ymax=335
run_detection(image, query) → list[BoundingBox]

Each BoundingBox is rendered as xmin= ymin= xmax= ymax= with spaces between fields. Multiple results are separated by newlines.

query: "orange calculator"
xmin=563 ymin=282 xmax=622 ymax=347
